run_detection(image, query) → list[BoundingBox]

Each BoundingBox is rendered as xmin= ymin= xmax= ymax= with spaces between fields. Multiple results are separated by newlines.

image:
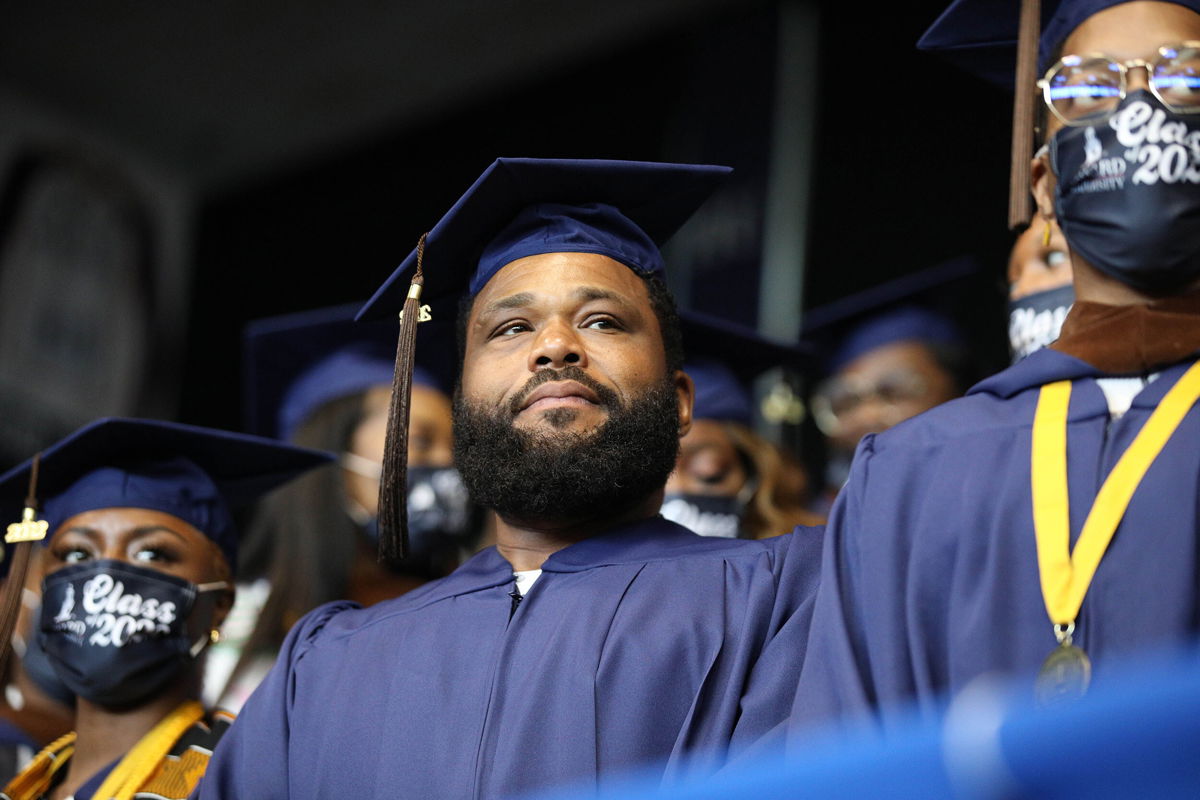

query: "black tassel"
xmin=0 ymin=454 xmax=47 ymax=681
xmin=378 ymin=233 xmax=430 ymax=564
xmin=1009 ymin=0 xmax=1041 ymax=229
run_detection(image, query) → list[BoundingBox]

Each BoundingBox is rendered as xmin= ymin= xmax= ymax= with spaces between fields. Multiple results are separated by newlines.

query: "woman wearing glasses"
xmin=791 ymin=0 xmax=1200 ymax=731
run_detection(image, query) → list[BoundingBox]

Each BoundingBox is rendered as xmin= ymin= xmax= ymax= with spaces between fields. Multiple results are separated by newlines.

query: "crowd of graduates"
xmin=1 ymin=0 xmax=1199 ymax=797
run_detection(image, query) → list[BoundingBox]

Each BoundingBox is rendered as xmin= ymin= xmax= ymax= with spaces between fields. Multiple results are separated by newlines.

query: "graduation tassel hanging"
xmin=1009 ymin=0 xmax=1041 ymax=229
xmin=377 ymin=233 xmax=432 ymax=564
xmin=0 ymin=454 xmax=48 ymax=680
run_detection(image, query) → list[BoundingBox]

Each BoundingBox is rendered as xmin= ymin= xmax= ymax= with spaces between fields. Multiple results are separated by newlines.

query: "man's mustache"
xmin=508 ymin=366 xmax=618 ymax=416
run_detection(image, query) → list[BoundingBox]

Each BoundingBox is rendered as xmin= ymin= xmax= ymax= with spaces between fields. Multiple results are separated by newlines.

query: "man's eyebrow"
xmin=480 ymin=292 xmax=536 ymax=317
xmin=572 ymin=286 xmax=626 ymax=304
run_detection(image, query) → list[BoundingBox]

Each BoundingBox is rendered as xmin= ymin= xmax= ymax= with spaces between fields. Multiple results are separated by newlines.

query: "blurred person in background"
xmin=1009 ymin=215 xmax=1074 ymax=360
xmin=810 ymin=305 xmax=973 ymax=502
xmin=207 ymin=305 xmax=475 ymax=711
xmin=664 ymin=312 xmax=823 ymax=538
xmin=793 ymin=0 xmax=1200 ymax=731
xmin=0 ymin=418 xmax=327 ymax=800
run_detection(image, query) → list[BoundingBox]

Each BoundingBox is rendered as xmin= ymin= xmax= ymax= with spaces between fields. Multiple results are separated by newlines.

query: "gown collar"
xmin=421 ymin=516 xmax=748 ymax=604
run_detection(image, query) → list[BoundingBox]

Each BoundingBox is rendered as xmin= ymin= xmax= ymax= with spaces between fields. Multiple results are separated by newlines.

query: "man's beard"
xmin=452 ymin=366 xmax=681 ymax=524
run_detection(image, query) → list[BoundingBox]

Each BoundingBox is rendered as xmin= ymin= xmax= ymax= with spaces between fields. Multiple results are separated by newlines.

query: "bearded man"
xmin=198 ymin=159 xmax=821 ymax=799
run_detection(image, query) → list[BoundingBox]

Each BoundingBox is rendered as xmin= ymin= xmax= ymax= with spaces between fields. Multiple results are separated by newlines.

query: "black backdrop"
xmin=176 ymin=0 xmax=1013 ymax=433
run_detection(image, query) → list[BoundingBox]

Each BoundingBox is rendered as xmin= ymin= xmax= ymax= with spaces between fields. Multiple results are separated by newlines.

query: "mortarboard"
xmin=802 ymin=256 xmax=979 ymax=374
xmin=918 ymin=0 xmax=1200 ymax=227
xmin=680 ymin=311 xmax=813 ymax=426
xmin=824 ymin=306 xmax=964 ymax=374
xmin=0 ymin=418 xmax=333 ymax=570
xmin=243 ymin=303 xmax=455 ymax=442
xmin=356 ymin=157 xmax=732 ymax=562
xmin=357 ymin=158 xmax=732 ymax=321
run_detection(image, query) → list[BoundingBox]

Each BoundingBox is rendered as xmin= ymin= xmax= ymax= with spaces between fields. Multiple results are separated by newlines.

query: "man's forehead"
xmin=470 ymin=252 xmax=650 ymax=315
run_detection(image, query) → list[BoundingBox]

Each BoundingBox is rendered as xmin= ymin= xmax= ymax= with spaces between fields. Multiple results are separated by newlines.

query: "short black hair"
xmin=455 ymin=268 xmax=685 ymax=380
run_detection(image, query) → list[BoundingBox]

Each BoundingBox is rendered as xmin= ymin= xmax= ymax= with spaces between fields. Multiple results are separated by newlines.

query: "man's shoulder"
xmin=287 ymin=569 xmax=497 ymax=649
xmin=545 ymin=518 xmax=795 ymax=571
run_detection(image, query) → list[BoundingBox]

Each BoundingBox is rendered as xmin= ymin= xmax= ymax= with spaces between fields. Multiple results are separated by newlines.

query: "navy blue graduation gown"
xmin=198 ymin=517 xmax=821 ymax=799
xmin=792 ymin=348 xmax=1200 ymax=730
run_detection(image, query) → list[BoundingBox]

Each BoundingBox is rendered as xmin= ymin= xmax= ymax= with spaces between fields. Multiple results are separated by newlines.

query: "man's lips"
xmin=519 ymin=380 xmax=602 ymax=412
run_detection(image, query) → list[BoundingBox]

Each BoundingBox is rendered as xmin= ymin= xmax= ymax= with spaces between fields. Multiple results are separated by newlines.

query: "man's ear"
xmin=674 ymin=369 xmax=694 ymax=438
xmin=1031 ymin=147 xmax=1058 ymax=223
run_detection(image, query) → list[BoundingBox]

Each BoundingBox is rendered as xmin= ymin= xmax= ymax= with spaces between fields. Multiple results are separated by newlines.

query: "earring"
xmin=210 ymin=629 xmax=221 ymax=645
xmin=1043 ymin=220 xmax=1052 ymax=247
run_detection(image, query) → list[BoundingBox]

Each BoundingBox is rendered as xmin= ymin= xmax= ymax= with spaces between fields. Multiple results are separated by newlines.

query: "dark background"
xmin=0 ymin=0 xmax=1013 ymax=466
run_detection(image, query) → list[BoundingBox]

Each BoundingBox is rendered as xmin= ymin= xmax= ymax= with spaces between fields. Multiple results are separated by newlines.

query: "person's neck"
xmin=53 ymin=680 xmax=197 ymax=800
xmin=1072 ymin=256 xmax=1200 ymax=305
xmin=494 ymin=490 xmax=664 ymax=572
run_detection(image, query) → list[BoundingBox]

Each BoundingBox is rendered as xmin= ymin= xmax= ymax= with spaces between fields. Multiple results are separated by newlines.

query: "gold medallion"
xmin=1035 ymin=641 xmax=1091 ymax=707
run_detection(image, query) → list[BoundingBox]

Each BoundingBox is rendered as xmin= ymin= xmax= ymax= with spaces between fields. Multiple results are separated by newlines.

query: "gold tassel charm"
xmin=398 ymin=283 xmax=433 ymax=324
xmin=1043 ymin=219 xmax=1052 ymax=247
xmin=0 ymin=454 xmax=47 ymax=680
xmin=6 ymin=507 xmax=48 ymax=545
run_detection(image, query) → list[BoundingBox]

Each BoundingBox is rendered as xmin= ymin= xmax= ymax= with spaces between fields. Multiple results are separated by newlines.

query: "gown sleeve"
xmin=728 ymin=522 xmax=824 ymax=756
xmin=191 ymin=601 xmax=358 ymax=800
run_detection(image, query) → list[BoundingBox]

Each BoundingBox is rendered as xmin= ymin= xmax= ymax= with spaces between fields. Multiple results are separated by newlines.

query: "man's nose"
xmin=529 ymin=319 xmax=586 ymax=370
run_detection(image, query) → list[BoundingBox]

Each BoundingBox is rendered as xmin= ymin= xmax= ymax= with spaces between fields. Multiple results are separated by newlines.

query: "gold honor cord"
xmin=92 ymin=700 xmax=205 ymax=800
xmin=1030 ymin=361 xmax=1200 ymax=705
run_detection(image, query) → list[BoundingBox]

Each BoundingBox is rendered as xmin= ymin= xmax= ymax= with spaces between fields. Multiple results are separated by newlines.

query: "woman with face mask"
xmin=791 ymin=0 xmax=1200 ymax=731
xmin=210 ymin=305 xmax=477 ymax=711
xmin=1008 ymin=215 xmax=1075 ymax=361
xmin=0 ymin=418 xmax=329 ymax=800
xmin=663 ymin=313 xmax=823 ymax=539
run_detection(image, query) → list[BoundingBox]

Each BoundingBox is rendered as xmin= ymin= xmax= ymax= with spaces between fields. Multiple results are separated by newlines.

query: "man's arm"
xmin=193 ymin=601 xmax=357 ymax=800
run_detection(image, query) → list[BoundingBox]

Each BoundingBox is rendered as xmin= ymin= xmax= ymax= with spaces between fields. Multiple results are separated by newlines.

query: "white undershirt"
xmin=513 ymin=569 xmax=542 ymax=597
xmin=1095 ymin=374 xmax=1158 ymax=420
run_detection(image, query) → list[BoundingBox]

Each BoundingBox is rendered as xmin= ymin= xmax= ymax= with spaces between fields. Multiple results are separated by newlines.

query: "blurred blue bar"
xmin=527 ymin=643 xmax=1200 ymax=800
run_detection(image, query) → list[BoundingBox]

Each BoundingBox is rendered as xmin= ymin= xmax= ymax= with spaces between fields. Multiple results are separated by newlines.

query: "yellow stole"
xmin=0 ymin=700 xmax=204 ymax=800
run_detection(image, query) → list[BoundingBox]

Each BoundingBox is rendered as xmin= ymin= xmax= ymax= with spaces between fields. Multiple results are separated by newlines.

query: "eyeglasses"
xmin=811 ymin=370 xmax=930 ymax=437
xmin=1038 ymin=42 xmax=1200 ymax=126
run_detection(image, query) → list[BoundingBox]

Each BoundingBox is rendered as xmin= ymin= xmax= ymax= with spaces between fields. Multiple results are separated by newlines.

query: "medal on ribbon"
xmin=1030 ymin=363 xmax=1200 ymax=706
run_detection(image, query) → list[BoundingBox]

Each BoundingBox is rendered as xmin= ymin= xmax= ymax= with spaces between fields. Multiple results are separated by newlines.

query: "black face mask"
xmin=361 ymin=466 xmax=474 ymax=576
xmin=19 ymin=604 xmax=76 ymax=707
xmin=1008 ymin=284 xmax=1074 ymax=363
xmin=1052 ymin=90 xmax=1200 ymax=293
xmin=39 ymin=560 xmax=226 ymax=709
xmin=660 ymin=494 xmax=744 ymax=538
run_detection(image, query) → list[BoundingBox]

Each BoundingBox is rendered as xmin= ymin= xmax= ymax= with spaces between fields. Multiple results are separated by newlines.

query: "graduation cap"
xmin=243 ymin=302 xmax=456 ymax=442
xmin=357 ymin=157 xmax=731 ymax=562
xmin=0 ymin=417 xmax=332 ymax=678
xmin=679 ymin=311 xmax=813 ymax=426
xmin=918 ymin=0 xmax=1200 ymax=228
xmin=801 ymin=256 xmax=980 ymax=375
